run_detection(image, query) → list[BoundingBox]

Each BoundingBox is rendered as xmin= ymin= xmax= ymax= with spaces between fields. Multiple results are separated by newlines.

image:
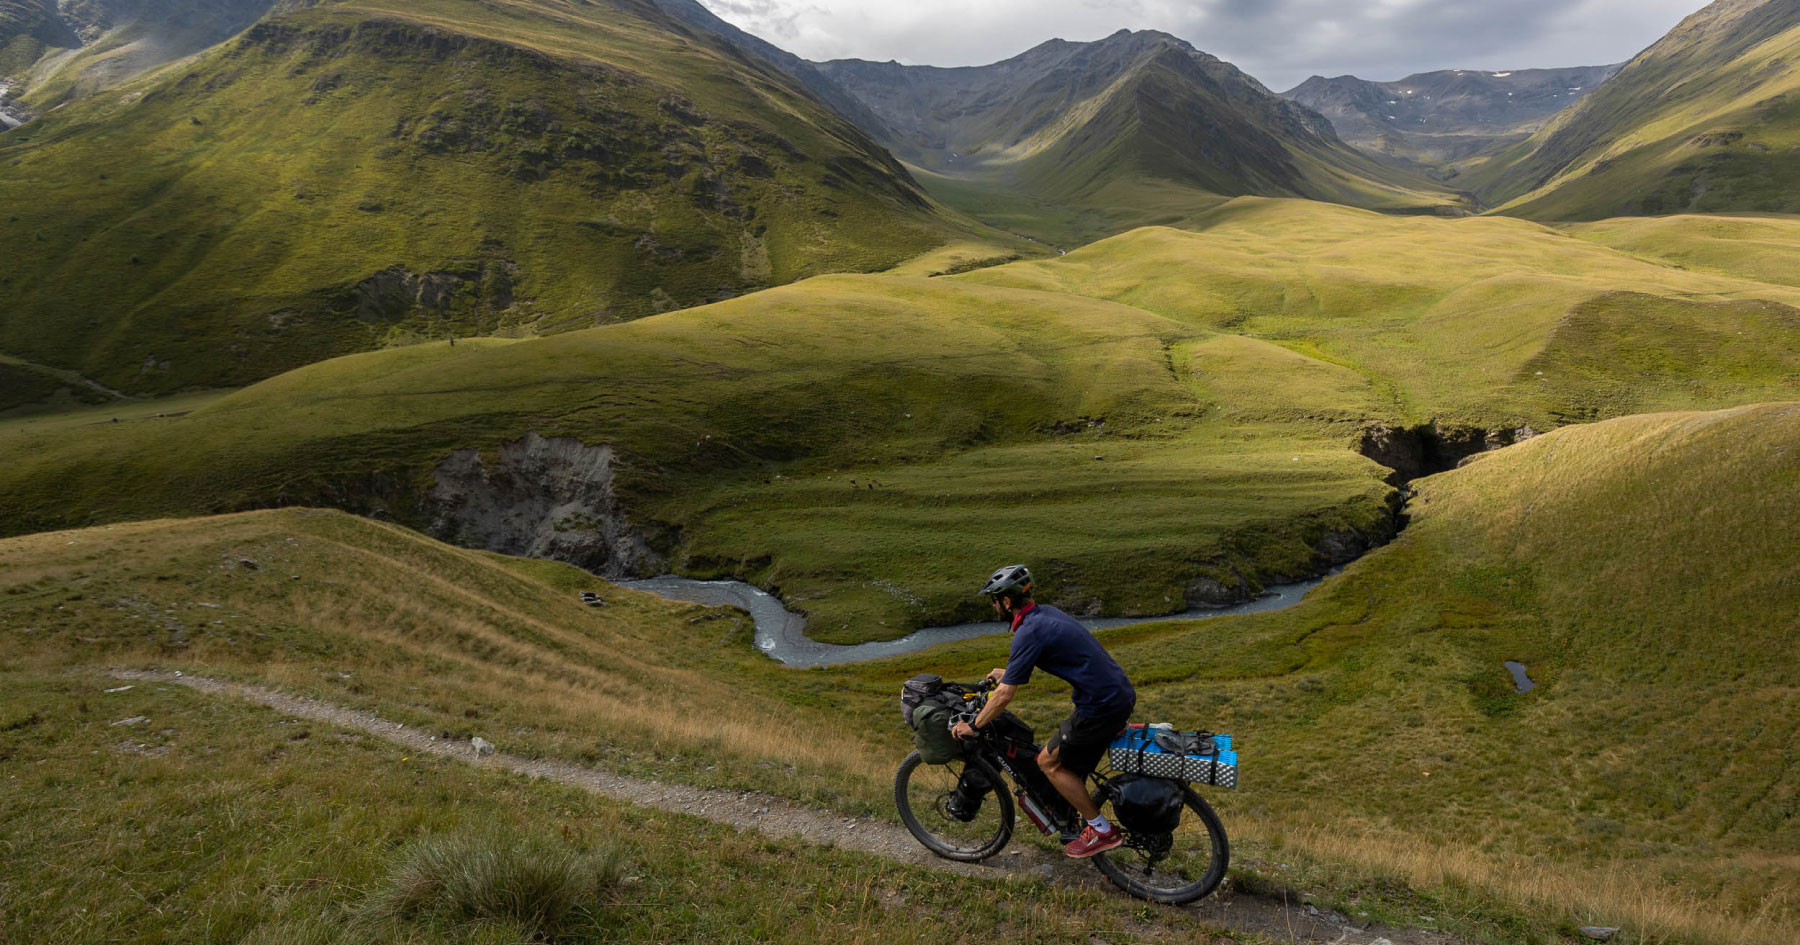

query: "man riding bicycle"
xmin=950 ymin=564 xmax=1136 ymax=858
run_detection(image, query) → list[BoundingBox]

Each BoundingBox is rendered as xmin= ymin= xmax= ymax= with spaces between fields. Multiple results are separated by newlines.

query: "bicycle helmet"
xmin=980 ymin=564 xmax=1032 ymax=598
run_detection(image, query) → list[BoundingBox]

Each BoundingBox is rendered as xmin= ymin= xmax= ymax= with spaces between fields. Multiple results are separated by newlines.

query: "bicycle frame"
xmin=950 ymin=684 xmax=1115 ymax=842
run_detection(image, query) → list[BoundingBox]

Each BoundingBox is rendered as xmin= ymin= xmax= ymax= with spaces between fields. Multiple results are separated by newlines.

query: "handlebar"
xmin=943 ymin=677 xmax=998 ymax=733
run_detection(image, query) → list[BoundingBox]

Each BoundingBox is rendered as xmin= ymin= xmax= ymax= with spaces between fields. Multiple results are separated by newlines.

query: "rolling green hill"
xmin=3 ymin=406 xmax=1794 ymax=944
xmin=0 ymin=0 xmax=979 ymax=408
xmin=1470 ymin=0 xmax=1800 ymax=219
xmin=6 ymin=199 xmax=1800 ymax=647
xmin=959 ymin=198 xmax=1800 ymax=425
xmin=893 ymin=402 xmax=1800 ymax=945
xmin=815 ymin=31 xmax=1465 ymax=245
xmin=0 ymin=270 xmax=1403 ymax=643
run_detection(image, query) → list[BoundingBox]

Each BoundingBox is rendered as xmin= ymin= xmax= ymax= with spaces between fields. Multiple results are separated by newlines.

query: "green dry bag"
xmin=911 ymin=703 xmax=965 ymax=765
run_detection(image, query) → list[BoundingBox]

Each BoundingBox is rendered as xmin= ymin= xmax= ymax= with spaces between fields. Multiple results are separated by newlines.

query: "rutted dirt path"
xmin=114 ymin=669 xmax=1465 ymax=945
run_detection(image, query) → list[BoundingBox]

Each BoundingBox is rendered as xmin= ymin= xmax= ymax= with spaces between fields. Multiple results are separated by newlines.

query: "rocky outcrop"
xmin=1359 ymin=420 xmax=1539 ymax=484
xmin=1183 ymin=491 xmax=1406 ymax=609
xmin=350 ymin=262 xmax=515 ymax=322
xmin=426 ymin=433 xmax=659 ymax=577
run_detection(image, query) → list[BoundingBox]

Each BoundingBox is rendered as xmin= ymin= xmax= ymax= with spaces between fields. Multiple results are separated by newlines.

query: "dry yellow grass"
xmin=0 ymin=509 xmax=898 ymax=805
xmin=1239 ymin=815 xmax=1798 ymax=945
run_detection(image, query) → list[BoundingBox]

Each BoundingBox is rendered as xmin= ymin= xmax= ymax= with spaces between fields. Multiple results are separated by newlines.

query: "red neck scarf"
xmin=1009 ymin=601 xmax=1037 ymax=633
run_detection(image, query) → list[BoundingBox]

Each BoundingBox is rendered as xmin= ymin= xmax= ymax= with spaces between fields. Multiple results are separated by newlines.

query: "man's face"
xmin=991 ymin=597 xmax=1008 ymax=619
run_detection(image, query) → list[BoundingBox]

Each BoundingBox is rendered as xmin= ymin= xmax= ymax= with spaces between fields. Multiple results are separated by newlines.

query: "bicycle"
xmin=893 ymin=678 xmax=1230 ymax=904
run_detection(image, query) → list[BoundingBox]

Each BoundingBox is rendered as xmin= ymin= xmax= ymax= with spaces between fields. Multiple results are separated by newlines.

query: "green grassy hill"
xmin=0 ymin=271 xmax=1402 ymax=643
xmin=4 ymin=406 xmax=1795 ymax=943
xmin=1468 ymin=0 xmax=1800 ymax=219
xmin=959 ymin=199 xmax=1800 ymax=426
xmin=0 ymin=508 xmax=1232 ymax=944
xmin=816 ymin=32 xmax=1464 ymax=246
xmin=0 ymin=0 xmax=979 ymax=407
xmin=841 ymin=402 xmax=1800 ymax=944
xmin=6 ymin=199 xmax=1800 ymax=648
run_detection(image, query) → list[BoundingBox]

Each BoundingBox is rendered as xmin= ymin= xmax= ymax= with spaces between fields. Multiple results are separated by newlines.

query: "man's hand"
xmin=951 ymin=721 xmax=978 ymax=740
xmin=985 ymin=667 xmax=1006 ymax=683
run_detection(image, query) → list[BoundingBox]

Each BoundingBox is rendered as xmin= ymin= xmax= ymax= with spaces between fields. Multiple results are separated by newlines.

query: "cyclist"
xmin=951 ymin=564 xmax=1136 ymax=858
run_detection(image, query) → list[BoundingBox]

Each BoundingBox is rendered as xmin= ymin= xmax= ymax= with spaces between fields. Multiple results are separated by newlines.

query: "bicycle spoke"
xmin=894 ymin=752 xmax=1012 ymax=861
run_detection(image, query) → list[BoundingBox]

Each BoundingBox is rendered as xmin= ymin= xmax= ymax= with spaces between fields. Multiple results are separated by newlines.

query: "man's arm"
xmin=952 ymin=682 xmax=1017 ymax=739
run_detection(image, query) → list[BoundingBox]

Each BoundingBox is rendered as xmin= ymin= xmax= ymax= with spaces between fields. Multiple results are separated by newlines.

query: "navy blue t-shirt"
xmin=1002 ymin=604 xmax=1135 ymax=717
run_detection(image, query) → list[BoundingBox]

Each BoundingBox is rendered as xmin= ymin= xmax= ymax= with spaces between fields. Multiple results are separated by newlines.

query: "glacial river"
xmin=621 ymin=575 xmax=1329 ymax=668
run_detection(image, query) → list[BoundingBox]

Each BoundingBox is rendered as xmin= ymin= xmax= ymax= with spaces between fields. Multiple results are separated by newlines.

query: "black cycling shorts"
xmin=1045 ymin=704 xmax=1133 ymax=777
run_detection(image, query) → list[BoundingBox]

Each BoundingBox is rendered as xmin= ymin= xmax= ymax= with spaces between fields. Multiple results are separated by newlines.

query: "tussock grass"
xmin=362 ymin=830 xmax=625 ymax=940
xmin=0 ymin=508 xmax=900 ymax=806
xmin=0 ymin=673 xmax=1228 ymax=944
xmin=1245 ymin=818 xmax=1798 ymax=945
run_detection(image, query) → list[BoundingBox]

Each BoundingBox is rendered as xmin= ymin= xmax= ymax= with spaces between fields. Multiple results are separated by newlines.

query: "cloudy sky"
xmin=701 ymin=0 xmax=1709 ymax=91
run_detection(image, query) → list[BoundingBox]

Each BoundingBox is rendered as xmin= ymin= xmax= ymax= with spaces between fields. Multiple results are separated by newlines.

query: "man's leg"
xmin=1037 ymin=745 xmax=1101 ymax=820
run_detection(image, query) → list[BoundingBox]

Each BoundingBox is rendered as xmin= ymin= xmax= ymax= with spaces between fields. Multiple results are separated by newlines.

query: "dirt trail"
xmin=114 ymin=669 xmax=1464 ymax=945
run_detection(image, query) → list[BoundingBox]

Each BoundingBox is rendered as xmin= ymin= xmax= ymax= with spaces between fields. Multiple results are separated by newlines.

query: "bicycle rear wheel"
xmin=1093 ymin=786 xmax=1229 ymax=904
xmin=893 ymin=750 xmax=1013 ymax=862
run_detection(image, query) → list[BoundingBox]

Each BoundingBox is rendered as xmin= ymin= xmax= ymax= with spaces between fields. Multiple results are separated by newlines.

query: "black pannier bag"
xmin=1113 ymin=775 xmax=1186 ymax=834
xmin=945 ymin=768 xmax=992 ymax=822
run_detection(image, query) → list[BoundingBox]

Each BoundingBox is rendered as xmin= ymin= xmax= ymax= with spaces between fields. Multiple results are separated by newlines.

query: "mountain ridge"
xmin=811 ymin=29 xmax=1464 ymax=242
xmin=1471 ymin=0 xmax=1800 ymax=218
xmin=1283 ymin=64 xmax=1622 ymax=173
xmin=0 ymin=0 xmax=975 ymax=406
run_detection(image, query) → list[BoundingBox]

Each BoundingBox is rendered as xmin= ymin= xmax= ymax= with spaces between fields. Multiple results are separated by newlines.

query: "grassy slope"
xmin=1468 ymin=0 xmax=1800 ymax=220
xmin=0 ymin=272 xmax=1400 ymax=643
xmin=959 ymin=198 xmax=1800 ymax=426
xmin=0 ymin=516 xmax=1230 ymax=942
xmin=1562 ymin=212 xmax=1800 ymax=286
xmin=5 ymin=0 xmax=278 ymax=108
xmin=0 ymin=0 xmax=978 ymax=404
xmin=0 ymin=0 xmax=68 ymax=78
xmin=846 ymin=403 xmax=1800 ymax=944
xmin=5 ymin=405 xmax=1796 ymax=943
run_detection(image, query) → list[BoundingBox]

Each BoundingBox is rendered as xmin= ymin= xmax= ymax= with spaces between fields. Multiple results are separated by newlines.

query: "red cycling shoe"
xmin=1064 ymin=823 xmax=1124 ymax=858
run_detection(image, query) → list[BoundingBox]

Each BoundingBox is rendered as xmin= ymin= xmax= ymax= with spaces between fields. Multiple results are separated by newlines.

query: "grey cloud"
xmin=704 ymin=0 xmax=1704 ymax=90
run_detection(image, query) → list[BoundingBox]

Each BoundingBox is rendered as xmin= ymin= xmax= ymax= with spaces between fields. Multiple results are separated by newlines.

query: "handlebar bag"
xmin=901 ymin=673 xmax=946 ymax=728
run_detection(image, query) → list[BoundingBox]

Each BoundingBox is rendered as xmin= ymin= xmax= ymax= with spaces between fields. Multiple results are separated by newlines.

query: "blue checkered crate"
xmin=1108 ymin=728 xmax=1238 ymax=789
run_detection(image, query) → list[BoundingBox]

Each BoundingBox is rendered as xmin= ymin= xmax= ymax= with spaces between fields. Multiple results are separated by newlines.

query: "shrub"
xmin=363 ymin=829 xmax=626 ymax=940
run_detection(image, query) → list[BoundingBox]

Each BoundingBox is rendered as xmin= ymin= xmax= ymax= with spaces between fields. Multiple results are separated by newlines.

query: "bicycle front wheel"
xmin=1093 ymin=786 xmax=1229 ymax=904
xmin=893 ymin=750 xmax=1013 ymax=862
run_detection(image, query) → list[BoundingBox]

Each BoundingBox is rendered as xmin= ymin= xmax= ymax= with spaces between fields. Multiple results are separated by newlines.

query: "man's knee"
xmin=1038 ymin=746 xmax=1061 ymax=773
